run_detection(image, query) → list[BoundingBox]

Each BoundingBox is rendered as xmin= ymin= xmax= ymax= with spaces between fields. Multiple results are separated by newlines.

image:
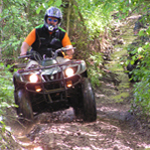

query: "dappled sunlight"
xmin=1 ymin=1 xmax=150 ymax=149
xmin=97 ymin=106 xmax=119 ymax=112
xmin=9 ymin=106 xmax=150 ymax=150
xmin=95 ymin=93 xmax=106 ymax=98
xmin=23 ymin=119 xmax=146 ymax=150
xmin=33 ymin=147 xmax=43 ymax=150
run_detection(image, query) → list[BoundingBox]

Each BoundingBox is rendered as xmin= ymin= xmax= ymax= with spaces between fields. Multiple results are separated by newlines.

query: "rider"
xmin=20 ymin=6 xmax=74 ymax=59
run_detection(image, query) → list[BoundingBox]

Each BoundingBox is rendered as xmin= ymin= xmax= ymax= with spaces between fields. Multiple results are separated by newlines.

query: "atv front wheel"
xmin=14 ymin=89 xmax=33 ymax=120
xmin=80 ymin=78 xmax=97 ymax=122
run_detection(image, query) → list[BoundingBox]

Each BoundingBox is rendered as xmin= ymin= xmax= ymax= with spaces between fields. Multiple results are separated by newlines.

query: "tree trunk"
xmin=0 ymin=0 xmax=3 ymax=60
xmin=73 ymin=0 xmax=87 ymax=31
xmin=24 ymin=0 xmax=31 ymax=19
xmin=66 ymin=1 xmax=72 ymax=35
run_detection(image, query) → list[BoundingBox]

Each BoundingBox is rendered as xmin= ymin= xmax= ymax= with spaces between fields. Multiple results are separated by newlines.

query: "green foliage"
xmin=36 ymin=0 xmax=62 ymax=14
xmin=0 ymin=63 xmax=14 ymax=127
xmin=1 ymin=0 xmax=46 ymax=60
xmin=125 ymin=24 xmax=150 ymax=80
xmin=74 ymin=0 xmax=113 ymax=39
xmin=121 ymin=1 xmax=150 ymax=117
xmin=129 ymin=34 xmax=150 ymax=116
xmin=0 ymin=126 xmax=19 ymax=150
xmin=132 ymin=77 xmax=150 ymax=116
xmin=87 ymin=52 xmax=103 ymax=87
xmin=0 ymin=62 xmax=21 ymax=149
xmin=85 ymin=7 xmax=112 ymax=39
xmin=0 ymin=63 xmax=14 ymax=104
xmin=0 ymin=63 xmax=15 ymax=147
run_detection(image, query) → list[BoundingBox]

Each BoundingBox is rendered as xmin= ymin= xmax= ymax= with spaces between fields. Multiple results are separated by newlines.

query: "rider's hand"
xmin=65 ymin=49 xmax=73 ymax=59
xmin=62 ymin=46 xmax=74 ymax=59
xmin=64 ymin=55 xmax=73 ymax=59
xmin=20 ymin=51 xmax=27 ymax=56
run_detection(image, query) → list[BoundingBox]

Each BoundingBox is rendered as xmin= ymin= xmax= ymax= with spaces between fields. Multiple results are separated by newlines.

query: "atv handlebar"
xmin=53 ymin=47 xmax=75 ymax=59
xmin=18 ymin=47 xmax=75 ymax=61
xmin=18 ymin=54 xmax=32 ymax=59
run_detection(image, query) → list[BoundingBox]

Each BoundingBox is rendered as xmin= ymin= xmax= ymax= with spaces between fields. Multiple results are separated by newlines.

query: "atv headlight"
xmin=29 ymin=74 xmax=39 ymax=83
xmin=65 ymin=68 xmax=74 ymax=77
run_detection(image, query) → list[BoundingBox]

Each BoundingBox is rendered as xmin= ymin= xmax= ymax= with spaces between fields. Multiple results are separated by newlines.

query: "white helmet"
xmin=44 ymin=7 xmax=62 ymax=31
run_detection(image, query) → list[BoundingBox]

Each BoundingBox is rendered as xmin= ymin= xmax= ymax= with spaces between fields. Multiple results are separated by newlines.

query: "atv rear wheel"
xmin=14 ymin=89 xmax=33 ymax=120
xmin=74 ymin=78 xmax=97 ymax=122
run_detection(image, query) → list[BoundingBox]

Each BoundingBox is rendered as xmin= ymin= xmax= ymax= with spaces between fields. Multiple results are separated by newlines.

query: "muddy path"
xmin=6 ymin=19 xmax=150 ymax=150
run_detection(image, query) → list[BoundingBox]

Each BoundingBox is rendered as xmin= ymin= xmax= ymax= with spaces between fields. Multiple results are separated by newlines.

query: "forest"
xmin=0 ymin=0 xmax=150 ymax=149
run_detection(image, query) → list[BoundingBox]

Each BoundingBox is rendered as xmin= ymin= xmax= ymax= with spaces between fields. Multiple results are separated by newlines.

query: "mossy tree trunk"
xmin=24 ymin=0 xmax=31 ymax=20
xmin=0 ymin=0 xmax=3 ymax=60
xmin=66 ymin=0 xmax=72 ymax=35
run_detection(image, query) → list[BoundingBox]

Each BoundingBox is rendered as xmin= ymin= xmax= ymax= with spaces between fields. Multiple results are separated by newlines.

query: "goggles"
xmin=48 ymin=18 xmax=58 ymax=23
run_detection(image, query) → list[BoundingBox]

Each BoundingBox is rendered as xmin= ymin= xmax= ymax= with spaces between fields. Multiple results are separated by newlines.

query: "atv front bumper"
xmin=25 ymin=74 xmax=82 ymax=94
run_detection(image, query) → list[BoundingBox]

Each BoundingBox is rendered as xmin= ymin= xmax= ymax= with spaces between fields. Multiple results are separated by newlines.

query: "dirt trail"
xmin=6 ymin=19 xmax=150 ymax=150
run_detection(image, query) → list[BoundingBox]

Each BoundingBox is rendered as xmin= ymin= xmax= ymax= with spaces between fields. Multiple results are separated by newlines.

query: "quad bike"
xmin=13 ymin=47 xmax=97 ymax=122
